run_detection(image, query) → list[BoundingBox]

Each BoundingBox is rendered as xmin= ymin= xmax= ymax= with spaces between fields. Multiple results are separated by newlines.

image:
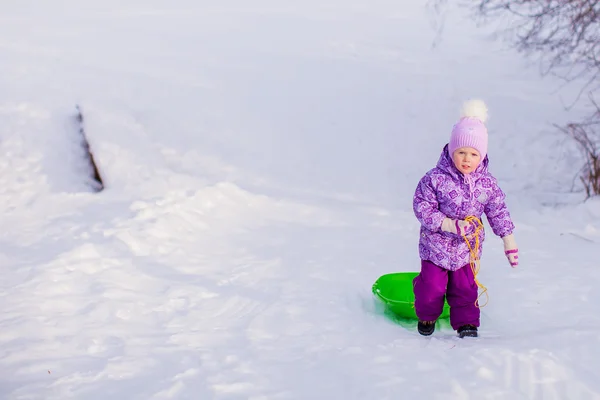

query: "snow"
xmin=1 ymin=0 xmax=600 ymax=398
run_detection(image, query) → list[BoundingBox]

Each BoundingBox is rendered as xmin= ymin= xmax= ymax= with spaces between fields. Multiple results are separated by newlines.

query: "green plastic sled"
xmin=372 ymin=272 xmax=450 ymax=320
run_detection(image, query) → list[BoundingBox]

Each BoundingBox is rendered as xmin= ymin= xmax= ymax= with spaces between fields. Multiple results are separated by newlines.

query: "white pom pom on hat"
xmin=449 ymin=99 xmax=489 ymax=160
xmin=460 ymin=99 xmax=488 ymax=123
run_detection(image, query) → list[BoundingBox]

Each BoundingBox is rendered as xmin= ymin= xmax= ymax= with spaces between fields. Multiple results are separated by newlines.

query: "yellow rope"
xmin=462 ymin=216 xmax=488 ymax=308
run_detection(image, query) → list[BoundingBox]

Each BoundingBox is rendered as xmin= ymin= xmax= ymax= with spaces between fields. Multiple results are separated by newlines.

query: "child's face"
xmin=452 ymin=147 xmax=481 ymax=175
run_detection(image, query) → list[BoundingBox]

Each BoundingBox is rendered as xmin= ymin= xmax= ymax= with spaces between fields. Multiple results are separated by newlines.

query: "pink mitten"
xmin=441 ymin=218 xmax=475 ymax=236
xmin=502 ymin=234 xmax=518 ymax=267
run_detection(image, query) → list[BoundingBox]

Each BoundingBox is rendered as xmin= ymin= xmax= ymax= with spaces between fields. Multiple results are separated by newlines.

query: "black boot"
xmin=457 ymin=324 xmax=478 ymax=338
xmin=418 ymin=320 xmax=436 ymax=336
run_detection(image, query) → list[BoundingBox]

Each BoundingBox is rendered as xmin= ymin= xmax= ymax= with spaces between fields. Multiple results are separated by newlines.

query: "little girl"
xmin=412 ymin=99 xmax=518 ymax=338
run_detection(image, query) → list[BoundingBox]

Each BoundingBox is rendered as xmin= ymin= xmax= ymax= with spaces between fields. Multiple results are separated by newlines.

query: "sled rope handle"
xmin=462 ymin=216 xmax=488 ymax=308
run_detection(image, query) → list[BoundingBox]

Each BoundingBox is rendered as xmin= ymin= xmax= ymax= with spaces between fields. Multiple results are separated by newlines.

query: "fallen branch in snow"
xmin=564 ymin=231 xmax=598 ymax=244
xmin=75 ymin=105 xmax=104 ymax=192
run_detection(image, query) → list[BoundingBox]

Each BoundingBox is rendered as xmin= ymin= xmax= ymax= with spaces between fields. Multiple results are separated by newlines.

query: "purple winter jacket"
xmin=413 ymin=145 xmax=515 ymax=271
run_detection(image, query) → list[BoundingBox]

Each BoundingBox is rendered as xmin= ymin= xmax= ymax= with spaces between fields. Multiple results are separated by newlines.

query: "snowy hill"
xmin=1 ymin=1 xmax=599 ymax=399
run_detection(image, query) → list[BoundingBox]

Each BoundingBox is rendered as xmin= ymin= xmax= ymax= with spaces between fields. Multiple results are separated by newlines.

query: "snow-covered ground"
xmin=1 ymin=1 xmax=600 ymax=399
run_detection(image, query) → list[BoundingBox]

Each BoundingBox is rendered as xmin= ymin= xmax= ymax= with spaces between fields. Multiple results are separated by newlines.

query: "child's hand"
xmin=502 ymin=234 xmax=518 ymax=267
xmin=441 ymin=218 xmax=475 ymax=236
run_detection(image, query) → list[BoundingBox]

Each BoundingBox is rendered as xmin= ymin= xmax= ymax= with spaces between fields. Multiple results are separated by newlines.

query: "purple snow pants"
xmin=413 ymin=260 xmax=479 ymax=330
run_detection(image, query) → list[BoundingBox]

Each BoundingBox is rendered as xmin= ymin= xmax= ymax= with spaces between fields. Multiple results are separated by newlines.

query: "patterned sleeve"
xmin=484 ymin=177 xmax=515 ymax=237
xmin=413 ymin=173 xmax=446 ymax=232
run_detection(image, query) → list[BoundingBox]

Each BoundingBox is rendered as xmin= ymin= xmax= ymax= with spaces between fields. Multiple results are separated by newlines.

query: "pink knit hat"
xmin=448 ymin=99 xmax=489 ymax=160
